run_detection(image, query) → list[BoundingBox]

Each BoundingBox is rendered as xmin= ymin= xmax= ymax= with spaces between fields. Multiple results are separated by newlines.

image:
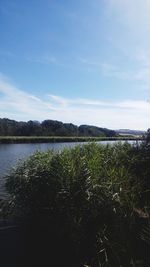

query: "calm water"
xmin=0 ymin=141 xmax=137 ymax=198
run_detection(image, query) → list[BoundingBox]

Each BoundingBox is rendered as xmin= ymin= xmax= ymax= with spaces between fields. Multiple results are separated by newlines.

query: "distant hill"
xmin=116 ymin=129 xmax=145 ymax=136
xmin=0 ymin=118 xmax=116 ymax=137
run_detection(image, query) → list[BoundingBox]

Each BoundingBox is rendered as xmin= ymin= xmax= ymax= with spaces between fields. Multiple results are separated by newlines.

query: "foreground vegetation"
xmin=2 ymin=136 xmax=150 ymax=266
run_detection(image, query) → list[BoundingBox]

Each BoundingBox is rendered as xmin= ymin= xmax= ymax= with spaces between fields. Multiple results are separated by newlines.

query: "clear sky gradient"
xmin=0 ymin=0 xmax=150 ymax=130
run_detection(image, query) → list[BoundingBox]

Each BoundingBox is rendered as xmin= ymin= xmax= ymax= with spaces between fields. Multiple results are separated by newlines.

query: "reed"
xmin=0 ymin=135 xmax=141 ymax=144
xmin=4 ymin=142 xmax=150 ymax=266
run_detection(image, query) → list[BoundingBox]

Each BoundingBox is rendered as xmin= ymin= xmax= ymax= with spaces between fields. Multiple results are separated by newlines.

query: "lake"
xmin=0 ymin=140 xmax=138 ymax=198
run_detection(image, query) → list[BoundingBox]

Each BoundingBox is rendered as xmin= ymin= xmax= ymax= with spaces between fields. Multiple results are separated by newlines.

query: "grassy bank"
xmin=0 ymin=135 xmax=142 ymax=144
xmin=2 ymin=141 xmax=150 ymax=266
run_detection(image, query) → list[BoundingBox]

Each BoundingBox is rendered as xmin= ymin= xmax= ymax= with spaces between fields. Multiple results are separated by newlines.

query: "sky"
xmin=0 ymin=0 xmax=150 ymax=130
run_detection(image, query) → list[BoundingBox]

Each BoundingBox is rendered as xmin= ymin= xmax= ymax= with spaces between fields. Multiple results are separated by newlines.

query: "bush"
xmin=5 ymin=143 xmax=150 ymax=266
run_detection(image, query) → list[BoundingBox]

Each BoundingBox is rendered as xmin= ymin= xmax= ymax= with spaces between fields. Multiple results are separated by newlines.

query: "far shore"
xmin=0 ymin=136 xmax=143 ymax=144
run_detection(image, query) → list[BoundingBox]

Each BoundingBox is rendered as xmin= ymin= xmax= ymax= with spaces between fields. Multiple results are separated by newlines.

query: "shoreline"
xmin=0 ymin=136 xmax=143 ymax=144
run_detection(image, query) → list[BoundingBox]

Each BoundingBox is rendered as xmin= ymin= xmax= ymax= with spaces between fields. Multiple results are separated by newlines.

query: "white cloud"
xmin=50 ymin=94 xmax=150 ymax=112
xmin=0 ymin=75 xmax=149 ymax=130
xmin=79 ymin=58 xmax=132 ymax=80
xmin=135 ymin=49 xmax=150 ymax=67
xmin=107 ymin=0 xmax=150 ymax=35
xmin=27 ymin=56 xmax=57 ymax=65
xmin=26 ymin=55 xmax=70 ymax=68
xmin=104 ymin=0 xmax=150 ymax=86
xmin=0 ymin=76 xmax=54 ymax=119
xmin=49 ymin=95 xmax=69 ymax=107
xmin=133 ymin=68 xmax=150 ymax=86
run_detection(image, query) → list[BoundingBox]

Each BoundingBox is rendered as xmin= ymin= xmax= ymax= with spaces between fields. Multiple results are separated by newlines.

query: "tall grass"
xmin=4 ymin=142 xmax=150 ymax=266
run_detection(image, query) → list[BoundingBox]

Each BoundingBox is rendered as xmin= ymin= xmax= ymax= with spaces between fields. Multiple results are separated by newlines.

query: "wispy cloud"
xmin=49 ymin=94 xmax=111 ymax=108
xmin=135 ymin=49 xmax=150 ymax=67
xmin=79 ymin=55 xmax=150 ymax=86
xmin=133 ymin=68 xmax=150 ymax=85
xmin=102 ymin=0 xmax=150 ymax=87
xmin=80 ymin=58 xmax=150 ymax=88
xmin=0 ymin=75 xmax=149 ymax=130
xmin=79 ymin=58 xmax=133 ymax=80
xmin=0 ymin=75 xmax=55 ymax=120
xmin=26 ymin=54 xmax=71 ymax=68
xmin=79 ymin=58 xmax=114 ymax=70
xmin=50 ymin=94 xmax=150 ymax=112
xmin=27 ymin=55 xmax=105 ymax=72
xmin=107 ymin=0 xmax=150 ymax=35
xmin=26 ymin=55 xmax=64 ymax=66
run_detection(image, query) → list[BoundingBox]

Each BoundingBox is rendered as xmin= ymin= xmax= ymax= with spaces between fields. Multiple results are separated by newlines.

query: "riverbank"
xmin=0 ymin=136 xmax=142 ymax=144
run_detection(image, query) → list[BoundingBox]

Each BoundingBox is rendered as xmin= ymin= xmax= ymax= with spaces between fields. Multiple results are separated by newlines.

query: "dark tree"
xmin=0 ymin=118 xmax=116 ymax=137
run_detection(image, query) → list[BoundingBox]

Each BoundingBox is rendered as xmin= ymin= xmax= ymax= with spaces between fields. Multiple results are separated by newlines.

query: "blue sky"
xmin=0 ymin=0 xmax=150 ymax=130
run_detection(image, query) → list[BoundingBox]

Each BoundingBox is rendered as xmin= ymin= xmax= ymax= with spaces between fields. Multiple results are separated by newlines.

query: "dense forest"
xmin=0 ymin=118 xmax=116 ymax=137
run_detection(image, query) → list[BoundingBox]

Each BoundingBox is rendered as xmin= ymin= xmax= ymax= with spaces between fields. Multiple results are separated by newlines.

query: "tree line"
xmin=0 ymin=118 xmax=116 ymax=137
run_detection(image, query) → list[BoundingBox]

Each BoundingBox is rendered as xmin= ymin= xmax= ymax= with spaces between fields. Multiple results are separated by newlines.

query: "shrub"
xmin=5 ymin=143 xmax=150 ymax=266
